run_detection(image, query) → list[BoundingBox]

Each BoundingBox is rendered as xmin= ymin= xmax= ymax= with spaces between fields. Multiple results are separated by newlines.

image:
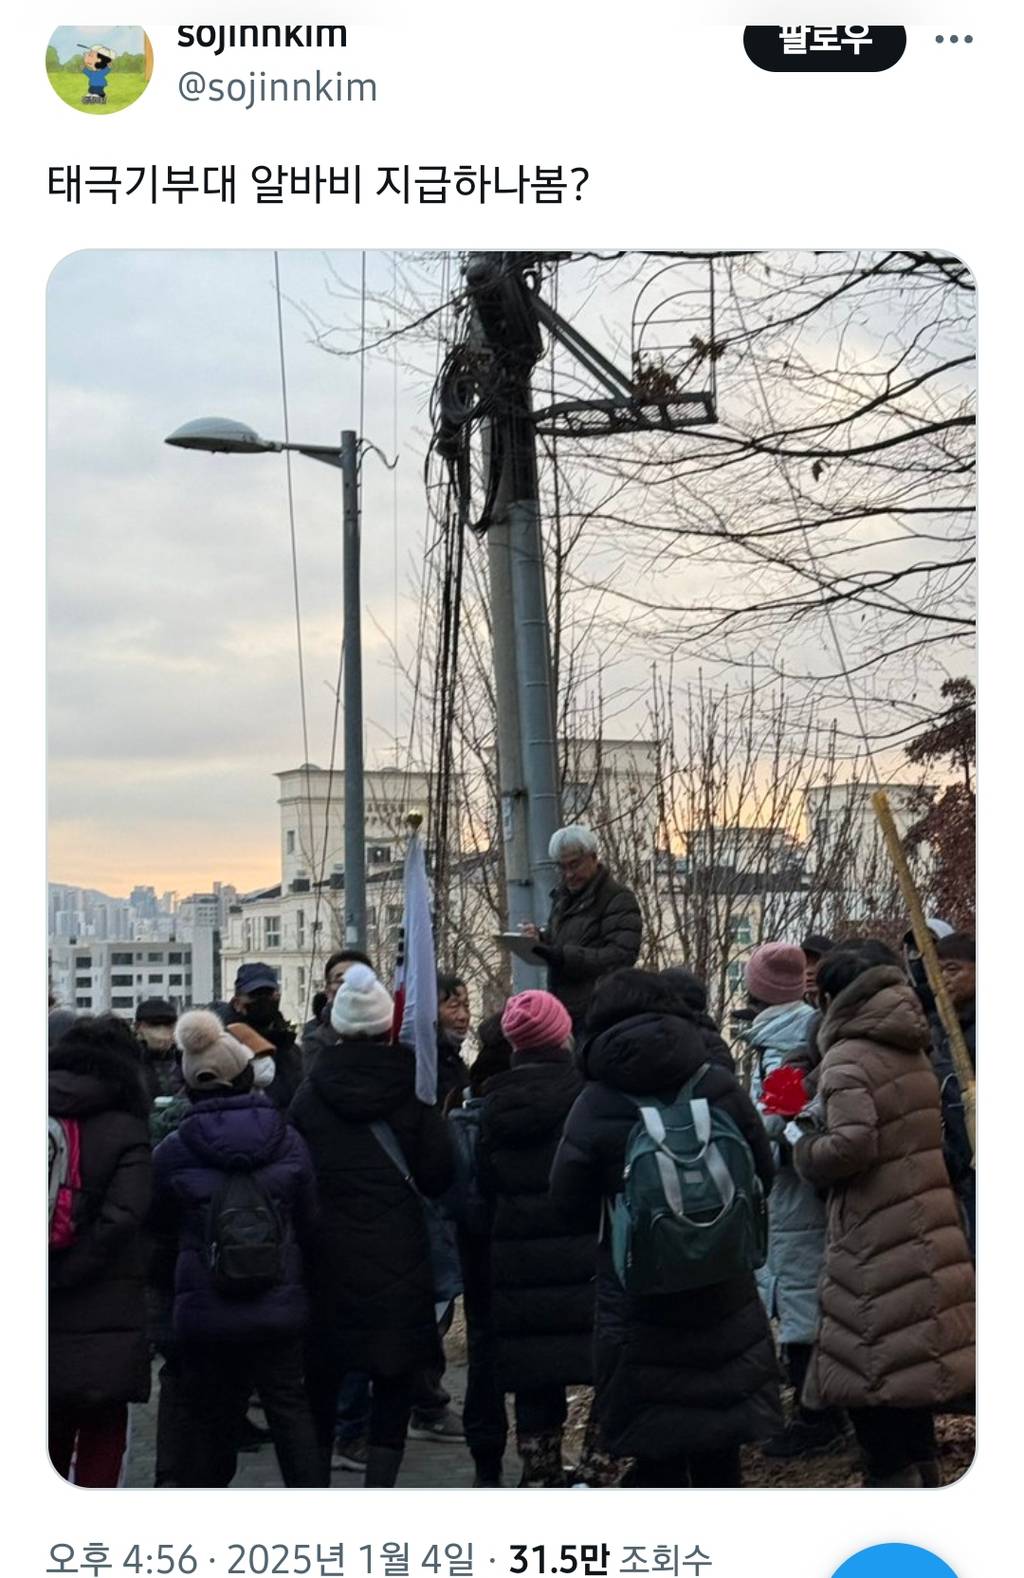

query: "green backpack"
xmin=609 ymin=1063 xmax=768 ymax=1294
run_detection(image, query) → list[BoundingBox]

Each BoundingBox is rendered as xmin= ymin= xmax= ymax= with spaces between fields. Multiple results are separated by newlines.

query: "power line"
xmin=296 ymin=253 xmax=370 ymax=1024
xmin=273 ymin=250 xmax=320 ymax=1024
xmin=393 ymin=250 xmax=401 ymax=766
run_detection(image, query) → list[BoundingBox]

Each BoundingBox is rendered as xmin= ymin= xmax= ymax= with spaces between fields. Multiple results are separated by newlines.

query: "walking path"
xmin=124 ymin=1359 xmax=974 ymax=1490
xmin=125 ymin=1360 xmax=484 ymax=1489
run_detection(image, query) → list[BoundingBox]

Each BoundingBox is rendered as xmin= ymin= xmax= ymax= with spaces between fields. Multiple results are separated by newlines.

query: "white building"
xmin=50 ymin=929 xmax=216 ymax=1019
xmin=559 ymin=737 xmax=661 ymax=834
xmin=687 ymin=825 xmax=802 ymax=877
xmin=275 ymin=764 xmax=434 ymax=892
xmin=221 ymin=764 xmax=438 ymax=1024
xmin=804 ymin=781 xmax=928 ymax=924
xmin=177 ymin=892 xmax=220 ymax=930
xmin=175 ymin=893 xmax=222 ymax=1000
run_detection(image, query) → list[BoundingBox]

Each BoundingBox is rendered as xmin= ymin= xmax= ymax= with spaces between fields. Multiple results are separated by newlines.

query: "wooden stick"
xmin=870 ymin=790 xmax=975 ymax=1159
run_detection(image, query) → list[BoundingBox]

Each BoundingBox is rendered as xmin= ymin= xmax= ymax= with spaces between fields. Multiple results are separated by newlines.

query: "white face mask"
xmin=252 ymin=1055 xmax=276 ymax=1089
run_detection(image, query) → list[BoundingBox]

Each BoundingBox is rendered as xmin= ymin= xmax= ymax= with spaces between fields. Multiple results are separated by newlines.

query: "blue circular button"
xmin=833 ymin=1549 xmax=958 ymax=1578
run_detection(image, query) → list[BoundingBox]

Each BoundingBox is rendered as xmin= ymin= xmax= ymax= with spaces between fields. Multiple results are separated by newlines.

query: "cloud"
xmin=48 ymin=251 xmax=427 ymax=889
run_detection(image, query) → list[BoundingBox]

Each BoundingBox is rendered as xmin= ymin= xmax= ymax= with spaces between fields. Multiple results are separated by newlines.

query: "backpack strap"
xmin=369 ymin=1120 xmax=423 ymax=1199
xmin=682 ymin=1065 xmax=736 ymax=1211
xmin=627 ymin=1063 xmax=736 ymax=1218
xmin=701 ymin=1135 xmax=736 ymax=1211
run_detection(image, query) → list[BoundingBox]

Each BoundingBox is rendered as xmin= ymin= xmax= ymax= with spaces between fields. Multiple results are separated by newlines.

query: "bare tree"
xmin=300 ymin=250 xmax=973 ymax=1012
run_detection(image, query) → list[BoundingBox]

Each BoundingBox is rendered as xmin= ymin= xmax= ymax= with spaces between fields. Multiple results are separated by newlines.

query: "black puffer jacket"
xmin=436 ymin=1034 xmax=471 ymax=1109
xmin=49 ymin=1035 xmax=153 ymax=1407
xmin=544 ymin=866 xmax=642 ymax=1023
xmin=549 ymin=1011 xmax=782 ymax=1458
xmin=479 ymin=1054 xmax=596 ymax=1390
xmin=300 ymin=1010 xmax=340 ymax=1080
xmin=290 ymin=1038 xmax=454 ymax=1375
xmin=212 ymin=1001 xmax=303 ymax=1111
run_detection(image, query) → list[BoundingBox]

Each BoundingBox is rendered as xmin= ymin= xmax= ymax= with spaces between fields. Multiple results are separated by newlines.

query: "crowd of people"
xmin=47 ymin=824 xmax=976 ymax=1490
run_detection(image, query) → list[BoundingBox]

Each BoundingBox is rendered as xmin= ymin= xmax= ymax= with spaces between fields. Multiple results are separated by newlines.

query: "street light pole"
xmin=340 ymin=428 xmax=366 ymax=949
xmin=164 ymin=416 xmax=369 ymax=952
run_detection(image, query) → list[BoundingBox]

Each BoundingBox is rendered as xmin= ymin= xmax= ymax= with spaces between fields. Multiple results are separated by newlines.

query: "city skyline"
xmin=48 ymin=250 xmax=427 ymax=894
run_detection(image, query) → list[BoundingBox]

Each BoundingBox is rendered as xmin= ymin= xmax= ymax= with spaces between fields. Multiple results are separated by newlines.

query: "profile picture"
xmin=46 ymin=25 xmax=153 ymax=114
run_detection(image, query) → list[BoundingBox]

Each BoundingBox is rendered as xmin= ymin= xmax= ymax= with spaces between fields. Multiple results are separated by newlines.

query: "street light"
xmin=165 ymin=418 xmax=366 ymax=950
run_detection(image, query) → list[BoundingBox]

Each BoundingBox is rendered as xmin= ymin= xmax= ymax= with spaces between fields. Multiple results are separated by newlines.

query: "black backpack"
xmin=206 ymin=1170 xmax=287 ymax=1297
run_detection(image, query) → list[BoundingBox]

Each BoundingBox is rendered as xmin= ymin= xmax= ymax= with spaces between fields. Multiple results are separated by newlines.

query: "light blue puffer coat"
xmin=744 ymin=1001 xmax=823 ymax=1345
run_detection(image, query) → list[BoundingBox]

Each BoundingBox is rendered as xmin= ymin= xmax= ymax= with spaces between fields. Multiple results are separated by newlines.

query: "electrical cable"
xmin=297 ymin=252 xmax=370 ymax=1024
xmin=273 ymin=250 xmax=318 ymax=1021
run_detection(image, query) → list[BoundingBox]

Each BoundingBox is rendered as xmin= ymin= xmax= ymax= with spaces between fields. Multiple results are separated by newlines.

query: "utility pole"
xmin=465 ymin=254 xmax=562 ymax=984
xmin=486 ymin=445 xmax=532 ymax=949
xmin=450 ymin=253 xmax=718 ymax=985
xmin=341 ymin=428 xmax=366 ymax=949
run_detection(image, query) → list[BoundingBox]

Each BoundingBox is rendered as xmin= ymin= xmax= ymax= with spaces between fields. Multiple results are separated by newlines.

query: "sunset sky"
xmin=48 ymin=250 xmax=973 ymax=900
xmin=48 ymin=250 xmax=427 ymax=895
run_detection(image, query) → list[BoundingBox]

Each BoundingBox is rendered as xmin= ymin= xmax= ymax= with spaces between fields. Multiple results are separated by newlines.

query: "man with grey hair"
xmin=521 ymin=824 xmax=642 ymax=1031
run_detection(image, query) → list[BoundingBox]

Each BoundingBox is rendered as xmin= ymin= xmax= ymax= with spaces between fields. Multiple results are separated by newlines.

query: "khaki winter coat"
xmin=794 ymin=965 xmax=974 ymax=1411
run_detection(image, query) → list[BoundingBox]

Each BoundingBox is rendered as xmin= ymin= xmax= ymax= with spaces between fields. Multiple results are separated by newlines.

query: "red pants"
xmin=49 ymin=1402 xmax=128 ymax=1487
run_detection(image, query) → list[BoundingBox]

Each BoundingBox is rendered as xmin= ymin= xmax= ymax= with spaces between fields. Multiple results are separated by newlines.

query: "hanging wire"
xmin=273 ymin=251 xmax=320 ymax=1024
xmin=274 ymin=251 xmax=313 ymax=786
xmin=297 ymin=253 xmax=370 ymax=1024
xmin=406 ymin=251 xmax=455 ymax=781
xmin=392 ymin=250 xmax=401 ymax=766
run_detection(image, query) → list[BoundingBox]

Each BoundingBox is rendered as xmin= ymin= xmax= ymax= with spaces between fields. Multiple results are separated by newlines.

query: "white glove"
xmin=783 ymin=1120 xmax=805 ymax=1147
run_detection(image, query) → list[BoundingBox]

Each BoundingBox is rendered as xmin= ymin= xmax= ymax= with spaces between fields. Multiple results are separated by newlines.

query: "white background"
xmin=8 ymin=5 xmax=1010 ymax=1575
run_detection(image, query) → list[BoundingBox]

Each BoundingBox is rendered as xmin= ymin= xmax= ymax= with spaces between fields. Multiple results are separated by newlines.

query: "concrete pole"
xmin=341 ymin=429 xmax=366 ymax=948
xmin=465 ymin=254 xmax=563 ymax=983
xmin=488 ymin=459 xmax=535 ymax=991
xmin=505 ymin=405 xmax=562 ymax=933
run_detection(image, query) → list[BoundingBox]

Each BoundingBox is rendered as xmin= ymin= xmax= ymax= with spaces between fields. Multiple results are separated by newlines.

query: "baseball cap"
xmin=235 ymin=961 xmax=279 ymax=994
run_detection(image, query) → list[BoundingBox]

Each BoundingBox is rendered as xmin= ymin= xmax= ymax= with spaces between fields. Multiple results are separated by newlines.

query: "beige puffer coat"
xmin=794 ymin=965 xmax=974 ymax=1410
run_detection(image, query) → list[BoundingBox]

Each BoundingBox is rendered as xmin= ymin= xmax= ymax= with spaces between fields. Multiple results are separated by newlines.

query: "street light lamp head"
xmin=164 ymin=417 xmax=278 ymax=455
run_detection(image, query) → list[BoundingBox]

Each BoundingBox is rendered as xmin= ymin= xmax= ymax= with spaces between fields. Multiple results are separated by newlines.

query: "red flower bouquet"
xmin=760 ymin=1065 xmax=810 ymax=1118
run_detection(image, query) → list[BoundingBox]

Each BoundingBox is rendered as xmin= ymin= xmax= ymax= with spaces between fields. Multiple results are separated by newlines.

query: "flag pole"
xmin=871 ymin=790 xmax=975 ymax=1159
xmin=400 ymin=811 xmax=439 ymax=1106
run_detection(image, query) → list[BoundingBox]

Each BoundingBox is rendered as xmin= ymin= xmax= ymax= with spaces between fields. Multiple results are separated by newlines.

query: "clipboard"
xmin=493 ymin=932 xmax=548 ymax=967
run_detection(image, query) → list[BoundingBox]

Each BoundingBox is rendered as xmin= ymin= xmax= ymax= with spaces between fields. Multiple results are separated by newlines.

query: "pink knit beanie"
xmin=501 ymin=990 xmax=573 ymax=1054
xmin=745 ymin=943 xmax=807 ymax=1006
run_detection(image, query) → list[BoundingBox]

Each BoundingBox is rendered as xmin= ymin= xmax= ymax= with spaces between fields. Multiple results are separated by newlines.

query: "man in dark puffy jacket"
xmin=133 ymin=997 xmax=181 ymax=1101
xmin=213 ymin=962 xmax=303 ymax=1110
xmin=446 ymin=1013 xmax=513 ymax=1484
xmin=549 ymin=968 xmax=781 ymax=1487
xmin=932 ymin=932 xmax=976 ymax=1256
xmin=405 ymin=973 xmax=472 ymax=1445
xmin=149 ymin=1010 xmax=324 ymax=1488
xmin=49 ymin=1015 xmax=153 ymax=1486
xmin=300 ymin=949 xmax=374 ymax=1079
xmin=290 ymin=965 xmax=455 ymax=1487
xmin=477 ymin=990 xmax=607 ymax=1487
xmin=522 ymin=825 xmax=642 ymax=1032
